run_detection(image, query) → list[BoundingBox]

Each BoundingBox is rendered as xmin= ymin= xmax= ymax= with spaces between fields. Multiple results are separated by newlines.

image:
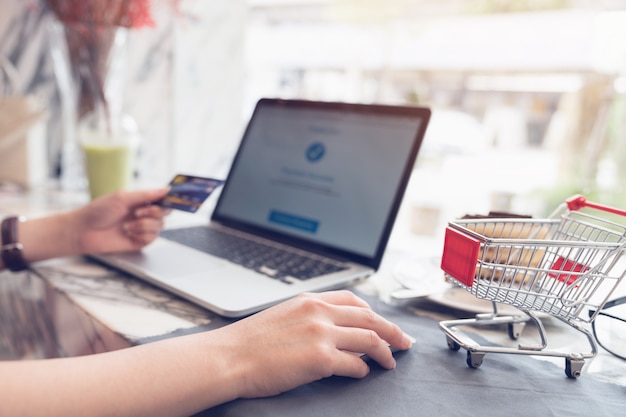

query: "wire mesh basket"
xmin=439 ymin=195 xmax=626 ymax=378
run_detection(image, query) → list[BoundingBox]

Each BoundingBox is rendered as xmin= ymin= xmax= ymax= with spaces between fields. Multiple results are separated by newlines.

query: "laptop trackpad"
xmin=109 ymin=238 xmax=226 ymax=278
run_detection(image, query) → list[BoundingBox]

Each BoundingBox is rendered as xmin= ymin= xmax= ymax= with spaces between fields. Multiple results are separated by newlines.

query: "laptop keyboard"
xmin=160 ymin=226 xmax=348 ymax=283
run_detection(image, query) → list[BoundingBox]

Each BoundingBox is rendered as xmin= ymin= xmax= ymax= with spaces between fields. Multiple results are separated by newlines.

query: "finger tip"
xmin=374 ymin=356 xmax=396 ymax=371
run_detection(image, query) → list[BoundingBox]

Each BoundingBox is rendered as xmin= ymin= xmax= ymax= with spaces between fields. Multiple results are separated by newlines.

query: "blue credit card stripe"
xmin=156 ymin=175 xmax=224 ymax=212
xmin=268 ymin=210 xmax=319 ymax=233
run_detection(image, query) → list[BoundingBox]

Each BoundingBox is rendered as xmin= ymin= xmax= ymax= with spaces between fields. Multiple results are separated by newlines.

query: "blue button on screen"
xmin=269 ymin=210 xmax=319 ymax=233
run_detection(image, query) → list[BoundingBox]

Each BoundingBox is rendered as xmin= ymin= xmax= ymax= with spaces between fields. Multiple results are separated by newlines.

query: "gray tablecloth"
xmin=156 ymin=292 xmax=625 ymax=417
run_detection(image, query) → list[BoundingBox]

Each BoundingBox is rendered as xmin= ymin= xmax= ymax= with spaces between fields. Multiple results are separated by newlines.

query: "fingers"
xmin=133 ymin=203 xmax=171 ymax=220
xmin=119 ymin=187 xmax=171 ymax=207
xmin=292 ymin=291 xmax=413 ymax=373
xmin=331 ymin=351 xmax=372 ymax=379
xmin=306 ymin=291 xmax=413 ymax=352
xmin=122 ymin=223 xmax=163 ymax=244
xmin=123 ymin=216 xmax=165 ymax=243
xmin=121 ymin=204 xmax=169 ymax=245
xmin=334 ymin=327 xmax=397 ymax=371
xmin=332 ymin=303 xmax=412 ymax=351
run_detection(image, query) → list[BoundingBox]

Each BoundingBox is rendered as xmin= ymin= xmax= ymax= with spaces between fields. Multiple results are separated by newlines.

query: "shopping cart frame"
xmin=438 ymin=195 xmax=626 ymax=378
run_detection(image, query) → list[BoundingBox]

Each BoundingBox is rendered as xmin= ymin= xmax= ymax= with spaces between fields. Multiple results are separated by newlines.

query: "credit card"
xmin=156 ymin=174 xmax=224 ymax=213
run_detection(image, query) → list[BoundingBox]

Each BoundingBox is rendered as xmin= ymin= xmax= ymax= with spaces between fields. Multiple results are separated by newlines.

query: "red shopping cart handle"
xmin=566 ymin=195 xmax=626 ymax=217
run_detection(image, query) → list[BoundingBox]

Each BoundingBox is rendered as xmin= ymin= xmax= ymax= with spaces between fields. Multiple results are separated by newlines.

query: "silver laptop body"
xmin=92 ymin=98 xmax=431 ymax=317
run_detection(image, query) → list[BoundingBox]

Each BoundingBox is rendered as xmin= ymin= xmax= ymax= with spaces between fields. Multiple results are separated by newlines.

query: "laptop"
xmin=92 ymin=98 xmax=431 ymax=317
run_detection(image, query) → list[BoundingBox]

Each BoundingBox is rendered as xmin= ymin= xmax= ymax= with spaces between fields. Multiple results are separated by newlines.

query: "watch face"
xmin=1 ymin=244 xmax=27 ymax=271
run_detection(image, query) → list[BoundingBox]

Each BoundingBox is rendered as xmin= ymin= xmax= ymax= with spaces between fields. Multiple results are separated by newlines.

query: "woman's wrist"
xmin=19 ymin=212 xmax=79 ymax=264
xmin=196 ymin=330 xmax=248 ymax=406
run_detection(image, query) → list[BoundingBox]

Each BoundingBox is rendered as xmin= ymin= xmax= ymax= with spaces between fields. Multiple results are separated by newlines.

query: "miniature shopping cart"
xmin=439 ymin=195 xmax=626 ymax=378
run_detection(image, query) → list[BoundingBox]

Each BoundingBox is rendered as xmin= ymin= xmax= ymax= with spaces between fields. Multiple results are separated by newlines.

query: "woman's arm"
xmin=0 ymin=291 xmax=413 ymax=417
xmin=0 ymin=188 xmax=169 ymax=270
xmin=0 ymin=189 xmax=413 ymax=416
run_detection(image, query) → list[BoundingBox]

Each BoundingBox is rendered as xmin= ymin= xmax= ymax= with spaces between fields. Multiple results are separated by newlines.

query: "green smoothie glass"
xmin=80 ymin=114 xmax=139 ymax=200
xmin=83 ymin=142 xmax=133 ymax=200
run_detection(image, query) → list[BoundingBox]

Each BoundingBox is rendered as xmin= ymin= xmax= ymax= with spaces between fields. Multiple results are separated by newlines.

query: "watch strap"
xmin=1 ymin=216 xmax=29 ymax=272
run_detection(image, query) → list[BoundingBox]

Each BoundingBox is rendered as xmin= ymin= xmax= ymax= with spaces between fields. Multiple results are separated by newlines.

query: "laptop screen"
xmin=212 ymin=98 xmax=430 ymax=268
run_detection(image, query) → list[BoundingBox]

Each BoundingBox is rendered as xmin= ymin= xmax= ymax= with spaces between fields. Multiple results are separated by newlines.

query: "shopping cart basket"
xmin=439 ymin=195 xmax=626 ymax=378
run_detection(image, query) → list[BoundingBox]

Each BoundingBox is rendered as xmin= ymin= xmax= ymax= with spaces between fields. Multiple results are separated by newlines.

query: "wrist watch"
xmin=1 ymin=216 xmax=29 ymax=272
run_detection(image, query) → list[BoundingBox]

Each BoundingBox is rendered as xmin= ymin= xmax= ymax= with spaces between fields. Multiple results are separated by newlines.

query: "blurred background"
xmin=1 ymin=0 xmax=626 ymax=225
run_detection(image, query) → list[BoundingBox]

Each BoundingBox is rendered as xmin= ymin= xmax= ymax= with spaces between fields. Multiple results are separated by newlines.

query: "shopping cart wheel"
xmin=565 ymin=358 xmax=585 ymax=379
xmin=446 ymin=336 xmax=461 ymax=351
xmin=466 ymin=351 xmax=485 ymax=369
xmin=507 ymin=322 xmax=525 ymax=340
